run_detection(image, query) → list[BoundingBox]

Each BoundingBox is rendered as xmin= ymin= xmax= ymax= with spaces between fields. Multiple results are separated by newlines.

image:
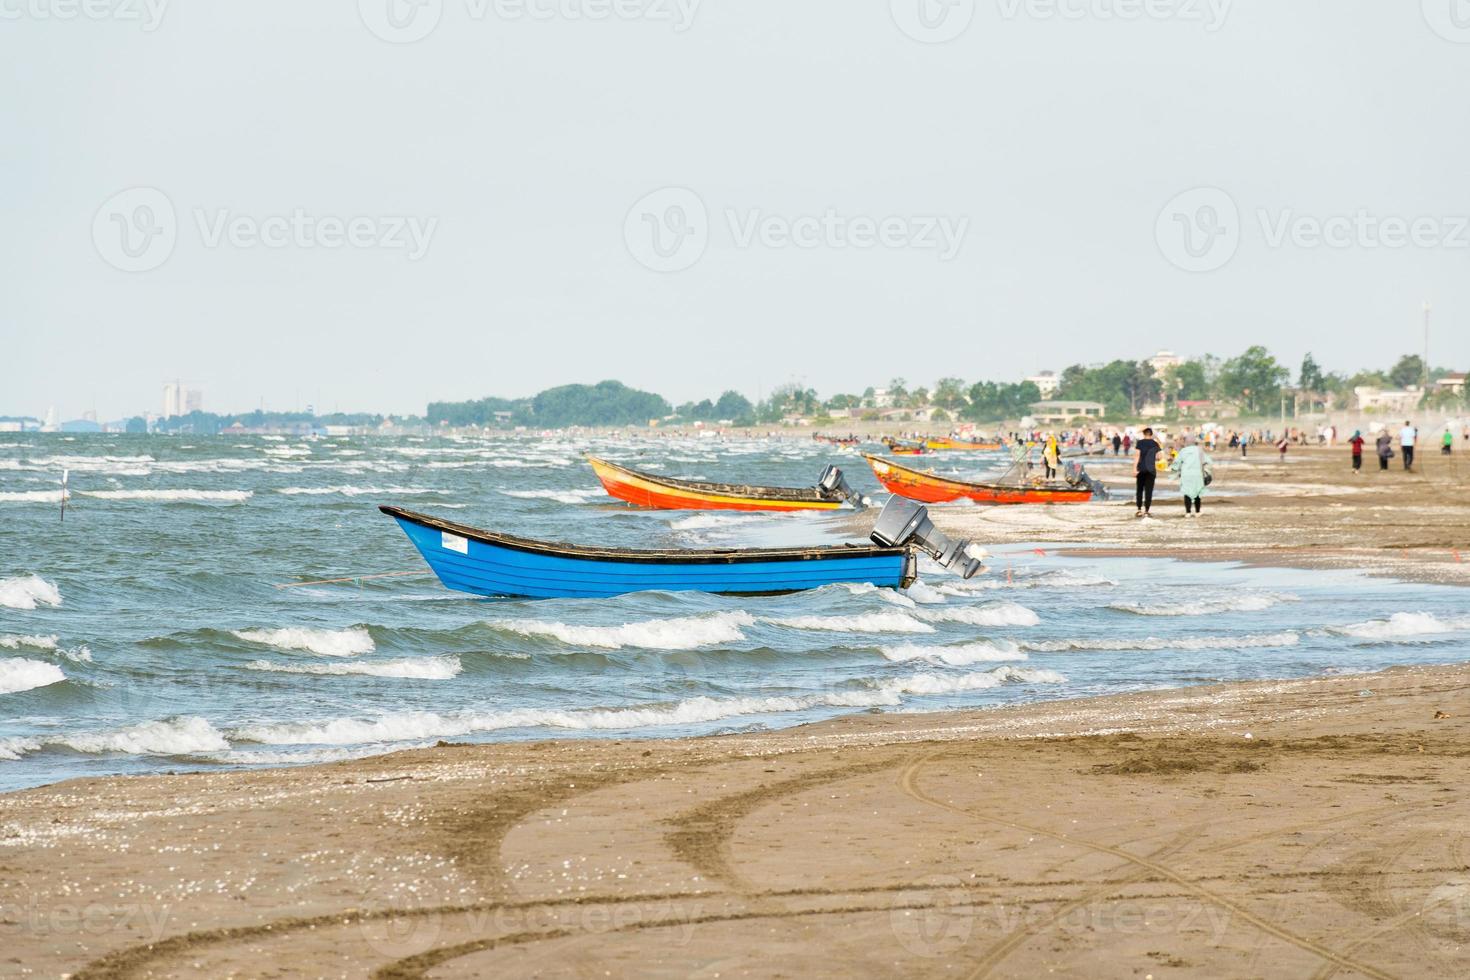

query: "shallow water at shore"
xmin=1 ymin=433 xmax=1466 ymax=792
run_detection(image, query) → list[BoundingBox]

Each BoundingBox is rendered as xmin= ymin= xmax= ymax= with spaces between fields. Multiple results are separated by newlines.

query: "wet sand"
xmin=0 ymin=665 xmax=1466 ymax=978
xmin=903 ymin=444 xmax=1470 ymax=585
xmin=5 ymin=443 xmax=1470 ymax=978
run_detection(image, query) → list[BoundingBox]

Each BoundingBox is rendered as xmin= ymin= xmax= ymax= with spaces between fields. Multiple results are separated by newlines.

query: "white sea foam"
xmin=82 ymin=489 xmax=253 ymax=503
xmin=669 ymin=513 xmax=767 ymax=532
xmin=917 ymin=602 xmax=1041 ymax=627
xmin=879 ymin=641 xmax=1028 ymax=665
xmin=876 ymin=666 xmax=1066 ymax=696
xmin=243 ymin=656 xmax=462 ymax=680
xmin=275 ymin=486 xmax=433 ymax=497
xmin=900 ymin=581 xmax=949 ymax=604
xmin=499 ymin=488 xmax=605 ymax=505
xmin=767 ymin=611 xmax=936 ymax=634
xmin=4 ymin=717 xmax=235 ymax=757
xmin=232 ymin=627 xmax=376 ymax=657
xmin=1109 ymin=593 xmax=1298 ymax=617
xmin=836 ymin=583 xmax=917 ymax=608
xmin=0 ymin=575 xmax=62 ymax=610
xmin=940 ymin=571 xmax=1118 ymax=593
xmin=1023 ymin=632 xmax=1301 ymax=653
xmin=1328 ymin=612 xmax=1470 ymax=641
xmin=0 ymin=490 xmax=65 ymax=503
xmin=494 ymin=611 xmax=756 ymax=650
xmin=0 ymin=634 xmax=59 ymax=651
xmin=0 ymin=659 xmax=67 ymax=694
xmin=231 ymin=666 xmax=1060 ymax=745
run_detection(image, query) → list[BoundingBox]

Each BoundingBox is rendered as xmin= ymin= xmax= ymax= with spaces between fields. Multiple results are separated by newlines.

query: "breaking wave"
xmin=81 ymin=489 xmax=253 ymax=503
xmin=0 ymin=659 xmax=67 ymax=695
xmin=0 ymin=634 xmax=59 ymax=651
xmin=1109 ymin=593 xmax=1298 ymax=617
xmin=0 ymin=575 xmax=62 ymax=610
xmin=499 ymin=488 xmax=606 ymax=505
xmin=916 ymin=602 xmax=1040 ymax=627
xmin=231 ymin=627 xmax=375 ymax=657
xmin=229 ymin=666 xmax=1064 ymax=745
xmin=1327 ymin=612 xmax=1470 ymax=641
xmin=878 ymin=641 xmax=1028 ymax=666
xmin=767 ymin=612 xmax=935 ymax=634
xmin=1023 ymin=632 xmax=1301 ymax=653
xmin=493 ymin=611 xmax=756 ymax=650
xmin=0 ymin=717 xmax=230 ymax=760
xmin=242 ymin=656 xmax=462 ymax=680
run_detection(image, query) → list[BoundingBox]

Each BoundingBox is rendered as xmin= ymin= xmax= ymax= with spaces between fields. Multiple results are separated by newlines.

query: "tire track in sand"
xmin=897 ymin=752 xmax=1397 ymax=980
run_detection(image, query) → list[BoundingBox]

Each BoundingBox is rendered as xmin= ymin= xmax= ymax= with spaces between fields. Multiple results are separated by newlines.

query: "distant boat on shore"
xmin=587 ymin=456 xmax=865 ymax=511
xmin=865 ymin=454 xmax=1095 ymax=505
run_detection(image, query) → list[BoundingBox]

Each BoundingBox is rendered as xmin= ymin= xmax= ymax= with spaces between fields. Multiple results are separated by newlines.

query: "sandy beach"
xmin=913 ymin=443 xmax=1470 ymax=585
xmin=4 ymin=442 xmax=1469 ymax=978
xmin=1 ymin=664 xmax=1465 ymax=978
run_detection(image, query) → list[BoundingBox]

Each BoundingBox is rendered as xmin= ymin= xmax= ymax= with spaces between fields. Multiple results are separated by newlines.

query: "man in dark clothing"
xmin=1112 ymin=433 xmax=1122 ymax=456
xmin=1133 ymin=427 xmax=1161 ymax=518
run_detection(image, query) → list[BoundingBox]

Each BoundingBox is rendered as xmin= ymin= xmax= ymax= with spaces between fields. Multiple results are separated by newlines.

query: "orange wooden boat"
xmin=923 ymin=438 xmax=1003 ymax=452
xmin=865 ymin=455 xmax=1093 ymax=505
xmin=588 ymin=456 xmax=863 ymax=512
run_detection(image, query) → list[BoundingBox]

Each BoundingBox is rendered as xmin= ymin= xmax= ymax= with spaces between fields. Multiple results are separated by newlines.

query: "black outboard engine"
xmin=816 ymin=465 xmax=868 ymax=510
xmin=869 ymin=497 xmax=983 ymax=579
xmin=1063 ymin=461 xmax=1108 ymax=500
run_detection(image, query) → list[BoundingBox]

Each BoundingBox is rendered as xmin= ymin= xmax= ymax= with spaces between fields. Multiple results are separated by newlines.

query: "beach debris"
xmin=1358 ymin=689 xmax=1374 ymax=697
xmin=1434 ymin=710 xmax=1450 ymax=719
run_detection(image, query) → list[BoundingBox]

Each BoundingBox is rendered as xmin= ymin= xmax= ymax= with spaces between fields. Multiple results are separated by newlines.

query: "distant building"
xmin=163 ymin=381 xmax=204 ymax=418
xmin=1026 ymin=371 xmax=1061 ymax=399
xmin=1435 ymin=373 xmax=1466 ymax=397
xmin=1031 ymin=400 xmax=1105 ymax=424
xmin=1354 ymin=386 xmax=1423 ymax=413
xmin=1147 ymin=350 xmax=1184 ymax=377
xmin=60 ymin=419 xmax=102 ymax=433
xmin=1176 ymin=400 xmax=1234 ymax=419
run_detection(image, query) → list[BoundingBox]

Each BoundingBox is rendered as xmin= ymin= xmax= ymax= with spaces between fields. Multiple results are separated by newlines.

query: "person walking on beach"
xmin=1400 ymin=420 xmax=1417 ymax=471
xmin=1133 ymin=426 xmax=1161 ymax=519
xmin=1375 ymin=431 xmax=1393 ymax=471
xmin=1043 ymin=433 xmax=1060 ymax=479
xmin=1443 ymin=427 xmax=1454 ymax=456
xmin=1276 ymin=434 xmax=1289 ymax=461
xmin=1170 ymin=435 xmax=1212 ymax=516
xmin=1240 ymin=431 xmax=1249 ymax=458
xmin=1349 ymin=430 xmax=1365 ymax=473
xmin=1112 ymin=432 xmax=1122 ymax=456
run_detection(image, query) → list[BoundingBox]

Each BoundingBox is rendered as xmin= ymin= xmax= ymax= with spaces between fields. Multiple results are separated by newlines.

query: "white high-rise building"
xmin=163 ymin=382 xmax=204 ymax=417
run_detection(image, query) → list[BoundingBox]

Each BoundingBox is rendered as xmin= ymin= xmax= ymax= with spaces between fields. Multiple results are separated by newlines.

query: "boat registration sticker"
xmin=441 ymin=531 xmax=468 ymax=554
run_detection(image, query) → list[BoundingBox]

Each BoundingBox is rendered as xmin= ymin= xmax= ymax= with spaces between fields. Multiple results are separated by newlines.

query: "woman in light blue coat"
xmin=1170 ymin=437 xmax=1212 ymax=516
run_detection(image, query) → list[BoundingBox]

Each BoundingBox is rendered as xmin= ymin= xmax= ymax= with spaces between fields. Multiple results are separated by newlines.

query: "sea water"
xmin=0 ymin=433 xmax=1465 ymax=792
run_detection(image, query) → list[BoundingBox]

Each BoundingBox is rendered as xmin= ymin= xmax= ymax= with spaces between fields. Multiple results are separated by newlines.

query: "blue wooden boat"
xmin=380 ymin=498 xmax=980 ymax=600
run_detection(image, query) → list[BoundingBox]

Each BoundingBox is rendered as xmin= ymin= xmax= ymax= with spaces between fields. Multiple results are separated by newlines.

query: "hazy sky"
xmin=4 ymin=1 xmax=1468 ymax=420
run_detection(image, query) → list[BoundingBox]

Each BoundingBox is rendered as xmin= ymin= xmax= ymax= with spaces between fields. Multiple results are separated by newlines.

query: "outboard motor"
xmin=816 ymin=465 xmax=868 ymax=510
xmin=869 ymin=496 xmax=983 ymax=579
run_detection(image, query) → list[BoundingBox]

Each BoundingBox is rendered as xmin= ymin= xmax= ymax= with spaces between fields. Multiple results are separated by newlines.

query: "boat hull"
xmin=866 ymin=456 xmax=1093 ymax=505
xmin=382 ymin=506 xmax=910 ymax=599
xmin=923 ymin=439 xmax=1003 ymax=451
xmin=588 ymin=457 xmax=843 ymax=512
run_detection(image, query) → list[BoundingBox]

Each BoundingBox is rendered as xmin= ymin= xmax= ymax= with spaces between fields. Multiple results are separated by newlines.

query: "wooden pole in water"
xmin=59 ymin=469 xmax=68 ymax=523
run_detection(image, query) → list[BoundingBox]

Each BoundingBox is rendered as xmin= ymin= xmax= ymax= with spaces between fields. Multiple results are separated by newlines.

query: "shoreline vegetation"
xmin=10 ymin=345 xmax=1465 ymax=435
